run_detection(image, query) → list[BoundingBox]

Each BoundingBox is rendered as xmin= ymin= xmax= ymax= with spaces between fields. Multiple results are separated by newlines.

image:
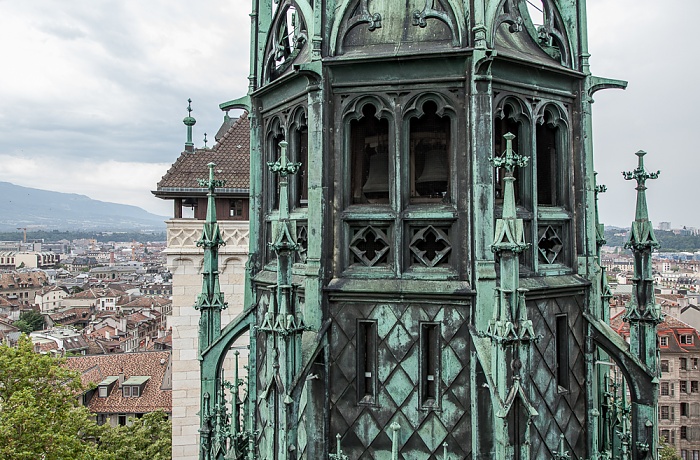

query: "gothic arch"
xmin=490 ymin=0 xmax=572 ymax=68
xmin=329 ymin=0 xmax=466 ymax=56
xmin=533 ymin=101 xmax=568 ymax=129
xmin=403 ymin=91 xmax=457 ymax=120
xmin=262 ymin=1 xmax=310 ymax=83
xmin=341 ymin=94 xmax=394 ymax=123
xmin=493 ymin=94 xmax=532 ymax=124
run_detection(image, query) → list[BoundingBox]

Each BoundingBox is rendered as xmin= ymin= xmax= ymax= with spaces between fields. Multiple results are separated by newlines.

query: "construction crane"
xmin=16 ymin=227 xmax=27 ymax=243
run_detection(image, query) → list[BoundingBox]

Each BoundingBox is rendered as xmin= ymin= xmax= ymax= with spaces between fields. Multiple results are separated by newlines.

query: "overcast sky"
xmin=0 ymin=0 xmax=697 ymax=228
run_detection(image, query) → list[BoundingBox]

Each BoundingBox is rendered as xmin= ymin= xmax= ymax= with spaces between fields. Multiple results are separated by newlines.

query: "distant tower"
xmin=196 ymin=0 xmax=660 ymax=459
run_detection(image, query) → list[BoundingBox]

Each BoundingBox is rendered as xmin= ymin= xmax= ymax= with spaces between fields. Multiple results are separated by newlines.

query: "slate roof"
xmin=65 ymin=351 xmax=171 ymax=414
xmin=155 ymin=113 xmax=250 ymax=193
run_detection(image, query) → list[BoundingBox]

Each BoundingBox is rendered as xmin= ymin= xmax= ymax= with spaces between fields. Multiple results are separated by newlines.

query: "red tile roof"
xmin=156 ymin=113 xmax=250 ymax=192
xmin=65 ymin=351 xmax=171 ymax=414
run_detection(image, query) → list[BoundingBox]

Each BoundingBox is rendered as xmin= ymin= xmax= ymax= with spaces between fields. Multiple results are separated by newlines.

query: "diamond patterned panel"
xmin=329 ymin=302 xmax=472 ymax=458
xmin=528 ymin=294 xmax=587 ymax=459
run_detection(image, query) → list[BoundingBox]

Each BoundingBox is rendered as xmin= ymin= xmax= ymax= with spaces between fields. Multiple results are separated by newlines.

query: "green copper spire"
xmin=487 ymin=133 xmax=536 ymax=459
xmin=622 ymin=150 xmax=661 ymax=459
xmin=183 ymin=98 xmax=197 ymax=151
xmin=194 ymin=162 xmax=227 ymax=352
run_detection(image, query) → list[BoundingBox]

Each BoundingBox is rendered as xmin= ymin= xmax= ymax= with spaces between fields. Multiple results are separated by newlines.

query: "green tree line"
xmin=0 ymin=336 xmax=171 ymax=460
xmin=604 ymin=228 xmax=700 ymax=252
xmin=0 ymin=230 xmax=165 ymax=244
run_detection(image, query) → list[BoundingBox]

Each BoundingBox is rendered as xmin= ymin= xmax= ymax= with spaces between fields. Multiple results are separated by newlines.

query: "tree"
xmin=19 ymin=310 xmax=45 ymax=331
xmin=0 ymin=336 xmax=104 ymax=460
xmin=98 ymin=411 xmax=172 ymax=460
xmin=659 ymin=437 xmax=681 ymax=460
xmin=12 ymin=320 xmax=32 ymax=334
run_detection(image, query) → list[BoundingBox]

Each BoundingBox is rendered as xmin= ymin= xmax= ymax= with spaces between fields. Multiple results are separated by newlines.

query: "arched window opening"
xmin=293 ymin=116 xmax=309 ymax=207
xmin=536 ymin=120 xmax=558 ymax=206
xmin=494 ymin=107 xmax=524 ymax=205
xmin=269 ymin=132 xmax=285 ymax=210
xmin=409 ymin=100 xmax=450 ymax=203
xmin=350 ymin=104 xmax=390 ymax=204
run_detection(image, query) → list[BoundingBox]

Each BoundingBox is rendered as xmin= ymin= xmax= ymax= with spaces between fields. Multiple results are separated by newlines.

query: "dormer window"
xmin=97 ymin=376 xmax=119 ymax=398
xmin=680 ymin=334 xmax=694 ymax=345
xmin=660 ymin=336 xmax=669 ymax=347
xmin=121 ymin=376 xmax=150 ymax=398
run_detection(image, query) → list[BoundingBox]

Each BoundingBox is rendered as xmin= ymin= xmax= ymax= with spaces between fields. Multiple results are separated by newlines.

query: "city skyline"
xmin=0 ymin=0 xmax=697 ymax=227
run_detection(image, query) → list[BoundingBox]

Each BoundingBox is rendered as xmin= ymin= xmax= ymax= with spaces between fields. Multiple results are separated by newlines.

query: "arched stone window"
xmin=494 ymin=98 xmax=531 ymax=208
xmin=350 ymin=103 xmax=390 ymax=204
xmin=266 ymin=117 xmax=285 ymax=210
xmin=409 ymin=100 xmax=450 ymax=203
xmin=289 ymin=109 xmax=308 ymax=207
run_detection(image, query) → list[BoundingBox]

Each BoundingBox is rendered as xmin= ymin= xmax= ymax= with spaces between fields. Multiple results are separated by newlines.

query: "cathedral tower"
xmin=198 ymin=1 xmax=659 ymax=458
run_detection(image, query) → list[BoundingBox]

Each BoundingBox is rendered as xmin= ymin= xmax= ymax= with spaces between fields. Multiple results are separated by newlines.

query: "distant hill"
xmin=0 ymin=182 xmax=167 ymax=231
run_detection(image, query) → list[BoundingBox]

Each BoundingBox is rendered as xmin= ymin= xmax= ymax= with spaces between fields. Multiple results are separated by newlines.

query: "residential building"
xmin=30 ymin=327 xmax=89 ymax=355
xmin=34 ymin=285 xmax=69 ymax=312
xmin=62 ymin=287 xmax=126 ymax=311
xmin=0 ymin=271 xmax=48 ymax=305
xmin=65 ymin=351 xmax=172 ymax=426
xmin=152 ymin=111 xmax=250 ymax=458
xmin=612 ymin=312 xmax=700 ymax=457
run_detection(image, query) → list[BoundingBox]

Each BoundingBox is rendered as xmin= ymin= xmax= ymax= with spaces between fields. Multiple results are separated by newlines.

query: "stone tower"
xmin=198 ymin=0 xmax=660 ymax=459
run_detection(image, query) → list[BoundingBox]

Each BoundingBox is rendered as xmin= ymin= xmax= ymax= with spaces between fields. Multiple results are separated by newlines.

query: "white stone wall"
xmin=166 ymin=219 xmax=249 ymax=459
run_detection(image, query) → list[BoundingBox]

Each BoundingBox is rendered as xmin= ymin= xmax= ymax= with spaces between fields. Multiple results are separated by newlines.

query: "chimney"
xmin=118 ymin=368 xmax=124 ymax=387
xmin=105 ymin=330 xmax=110 ymax=340
xmin=119 ymin=315 xmax=127 ymax=333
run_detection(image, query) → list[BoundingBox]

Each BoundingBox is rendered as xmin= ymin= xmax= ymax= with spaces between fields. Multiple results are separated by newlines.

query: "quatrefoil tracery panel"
xmin=409 ymin=225 xmax=451 ymax=267
xmin=537 ymin=225 xmax=563 ymax=265
xmin=350 ymin=225 xmax=391 ymax=267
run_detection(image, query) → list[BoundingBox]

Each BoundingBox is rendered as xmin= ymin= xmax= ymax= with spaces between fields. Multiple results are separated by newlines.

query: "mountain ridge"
xmin=0 ymin=182 xmax=167 ymax=231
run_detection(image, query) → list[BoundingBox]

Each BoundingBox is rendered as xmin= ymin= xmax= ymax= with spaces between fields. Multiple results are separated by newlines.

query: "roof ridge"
xmin=209 ymin=111 xmax=249 ymax=153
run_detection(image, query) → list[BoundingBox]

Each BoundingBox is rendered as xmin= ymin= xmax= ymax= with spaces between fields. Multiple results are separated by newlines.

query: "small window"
xmin=660 ymin=336 xmax=669 ymax=347
xmin=350 ymin=104 xmax=390 ymax=205
xmin=681 ymin=334 xmax=694 ymax=345
xmin=118 ymin=415 xmax=127 ymax=426
xmin=356 ymin=320 xmax=377 ymax=405
xmin=420 ymin=322 xmax=440 ymax=408
xmin=681 ymin=402 xmax=689 ymax=417
xmin=681 ymin=426 xmax=688 ymax=440
xmin=692 ymin=381 xmax=698 ymax=393
xmin=555 ymin=314 xmax=569 ymax=391
xmin=661 ymin=406 xmax=670 ymax=419
xmin=661 ymin=382 xmax=669 ymax=396
xmin=681 ymin=358 xmax=688 ymax=370
xmin=229 ymin=200 xmax=245 ymax=219
xmin=661 ymin=429 xmax=670 ymax=442
xmin=123 ymin=386 xmax=131 ymax=397
xmin=693 ymin=358 xmax=698 ymax=369
xmin=98 ymin=386 xmax=108 ymax=398
xmin=661 ymin=360 xmax=670 ymax=373
xmin=681 ymin=381 xmax=688 ymax=393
